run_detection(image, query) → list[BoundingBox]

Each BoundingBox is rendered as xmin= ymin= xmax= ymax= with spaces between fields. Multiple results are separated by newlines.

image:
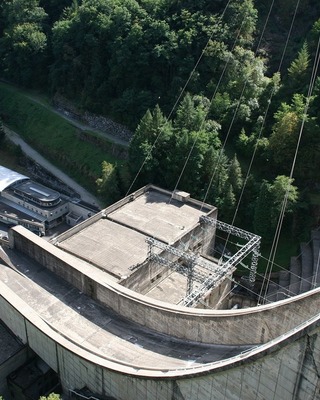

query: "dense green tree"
xmin=175 ymin=93 xmax=207 ymax=132
xmin=267 ymin=90 xmax=320 ymax=185
xmin=39 ymin=394 xmax=61 ymax=400
xmin=288 ymin=42 xmax=310 ymax=79
xmin=269 ymin=94 xmax=306 ymax=173
xmin=174 ymin=93 xmax=221 ymax=145
xmin=253 ymin=181 xmax=275 ymax=241
xmin=0 ymin=0 xmax=48 ymax=86
xmin=254 ymin=176 xmax=298 ymax=241
xmin=287 ymin=42 xmax=310 ymax=93
xmin=96 ymin=161 xmax=121 ymax=205
xmin=225 ymin=0 xmax=258 ymax=46
xmin=228 ymin=154 xmax=243 ymax=196
xmin=129 ymin=105 xmax=173 ymax=187
xmin=208 ymin=44 xmax=275 ymax=136
xmin=219 ymin=183 xmax=236 ymax=222
xmin=269 ymin=175 xmax=299 ymax=224
xmin=203 ymin=148 xmax=230 ymax=208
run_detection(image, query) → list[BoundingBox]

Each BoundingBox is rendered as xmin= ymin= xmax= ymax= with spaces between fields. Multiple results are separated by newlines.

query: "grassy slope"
xmin=0 ymin=82 xmax=123 ymax=193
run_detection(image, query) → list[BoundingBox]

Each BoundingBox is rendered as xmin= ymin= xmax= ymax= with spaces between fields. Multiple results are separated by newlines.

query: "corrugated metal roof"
xmin=0 ymin=165 xmax=29 ymax=192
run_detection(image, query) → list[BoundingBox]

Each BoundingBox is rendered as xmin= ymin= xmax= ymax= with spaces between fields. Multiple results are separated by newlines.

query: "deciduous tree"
xmin=0 ymin=0 xmax=48 ymax=86
xmin=96 ymin=161 xmax=120 ymax=205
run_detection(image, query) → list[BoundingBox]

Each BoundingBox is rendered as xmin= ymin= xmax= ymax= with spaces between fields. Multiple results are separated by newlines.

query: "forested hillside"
xmin=1 ymin=0 xmax=320 ymax=249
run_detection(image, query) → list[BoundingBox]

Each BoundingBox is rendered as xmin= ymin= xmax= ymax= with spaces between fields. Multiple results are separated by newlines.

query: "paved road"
xmin=4 ymin=126 xmax=102 ymax=208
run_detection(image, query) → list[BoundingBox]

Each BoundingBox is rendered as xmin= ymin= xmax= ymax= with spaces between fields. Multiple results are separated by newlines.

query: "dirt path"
xmin=4 ymin=126 xmax=102 ymax=208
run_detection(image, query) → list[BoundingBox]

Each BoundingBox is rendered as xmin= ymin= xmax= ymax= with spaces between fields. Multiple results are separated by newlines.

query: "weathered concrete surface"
xmin=9 ymin=225 xmax=320 ymax=346
xmin=0 ymin=256 xmax=249 ymax=372
xmin=0 ymin=261 xmax=319 ymax=399
xmin=1 ymin=224 xmax=320 ymax=399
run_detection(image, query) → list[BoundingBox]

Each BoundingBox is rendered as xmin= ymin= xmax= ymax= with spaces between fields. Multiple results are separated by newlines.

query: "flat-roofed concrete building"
xmin=52 ymin=185 xmax=255 ymax=308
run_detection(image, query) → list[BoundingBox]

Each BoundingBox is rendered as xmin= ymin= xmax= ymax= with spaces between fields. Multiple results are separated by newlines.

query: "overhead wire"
xmin=125 ymin=0 xmax=317 ymax=306
xmin=259 ymin=26 xmax=320 ymax=303
xmin=173 ymin=0 xmax=277 ymax=201
xmin=203 ymin=0 xmax=314 ymax=303
xmin=255 ymin=0 xmax=303 ymax=302
xmin=201 ymin=0 xmax=320 ymax=298
xmin=200 ymin=0 xmax=277 ymax=271
xmin=170 ymin=17 xmax=247 ymax=198
xmin=125 ymin=0 xmax=233 ymax=197
xmin=201 ymin=0 xmax=276 ymax=210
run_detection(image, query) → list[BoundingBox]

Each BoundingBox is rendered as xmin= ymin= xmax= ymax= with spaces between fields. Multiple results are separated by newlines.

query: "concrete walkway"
xmin=4 ymin=126 xmax=102 ymax=208
xmin=0 ymin=247 xmax=251 ymax=373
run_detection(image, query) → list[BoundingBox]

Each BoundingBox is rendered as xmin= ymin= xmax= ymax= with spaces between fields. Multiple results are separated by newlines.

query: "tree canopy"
xmin=1 ymin=0 xmax=320 ymax=244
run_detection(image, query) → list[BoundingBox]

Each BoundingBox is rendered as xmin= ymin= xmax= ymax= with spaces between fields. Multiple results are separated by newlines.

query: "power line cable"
xmin=200 ymin=0 xmax=278 ymax=268
xmin=209 ymin=0 xmax=307 ymax=300
xmin=174 ymin=0 xmax=276 ymax=211
xmin=125 ymin=0 xmax=233 ymax=196
xmin=259 ymin=29 xmax=320 ymax=303
xmin=170 ymin=18 xmax=247 ymax=199
xmin=201 ymin=0 xmax=276 ymax=211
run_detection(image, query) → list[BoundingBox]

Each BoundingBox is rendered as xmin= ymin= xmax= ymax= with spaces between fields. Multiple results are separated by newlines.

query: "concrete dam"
xmin=0 ymin=185 xmax=319 ymax=399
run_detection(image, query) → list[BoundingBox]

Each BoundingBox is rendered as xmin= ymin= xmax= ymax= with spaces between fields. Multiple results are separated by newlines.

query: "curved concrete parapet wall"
xmin=10 ymin=225 xmax=320 ymax=346
xmin=0 ymin=278 xmax=319 ymax=400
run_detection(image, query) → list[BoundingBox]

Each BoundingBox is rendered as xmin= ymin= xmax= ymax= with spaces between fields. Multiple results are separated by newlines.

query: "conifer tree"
xmin=228 ymin=154 xmax=243 ymax=195
xmin=253 ymin=181 xmax=274 ymax=241
xmin=96 ymin=161 xmax=120 ymax=205
xmin=287 ymin=42 xmax=310 ymax=91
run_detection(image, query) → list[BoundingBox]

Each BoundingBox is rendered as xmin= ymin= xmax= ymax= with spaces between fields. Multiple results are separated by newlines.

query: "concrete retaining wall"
xmin=10 ymin=225 xmax=320 ymax=346
xmin=0 ymin=281 xmax=319 ymax=400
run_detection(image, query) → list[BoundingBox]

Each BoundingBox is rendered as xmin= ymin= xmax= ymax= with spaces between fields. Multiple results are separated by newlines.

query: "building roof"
xmin=56 ymin=186 xmax=216 ymax=284
xmin=108 ymin=189 xmax=210 ymax=244
xmin=0 ymin=166 xmax=29 ymax=192
xmin=12 ymin=180 xmax=61 ymax=203
xmin=58 ymin=219 xmax=151 ymax=279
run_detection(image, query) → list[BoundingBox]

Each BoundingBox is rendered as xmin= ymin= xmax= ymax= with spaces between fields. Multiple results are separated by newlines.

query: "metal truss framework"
xmin=146 ymin=217 xmax=261 ymax=307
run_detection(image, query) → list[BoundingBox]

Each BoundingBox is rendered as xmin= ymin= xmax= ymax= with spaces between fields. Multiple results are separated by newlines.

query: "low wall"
xmin=10 ymin=225 xmax=320 ymax=346
xmin=0 ymin=280 xmax=319 ymax=400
